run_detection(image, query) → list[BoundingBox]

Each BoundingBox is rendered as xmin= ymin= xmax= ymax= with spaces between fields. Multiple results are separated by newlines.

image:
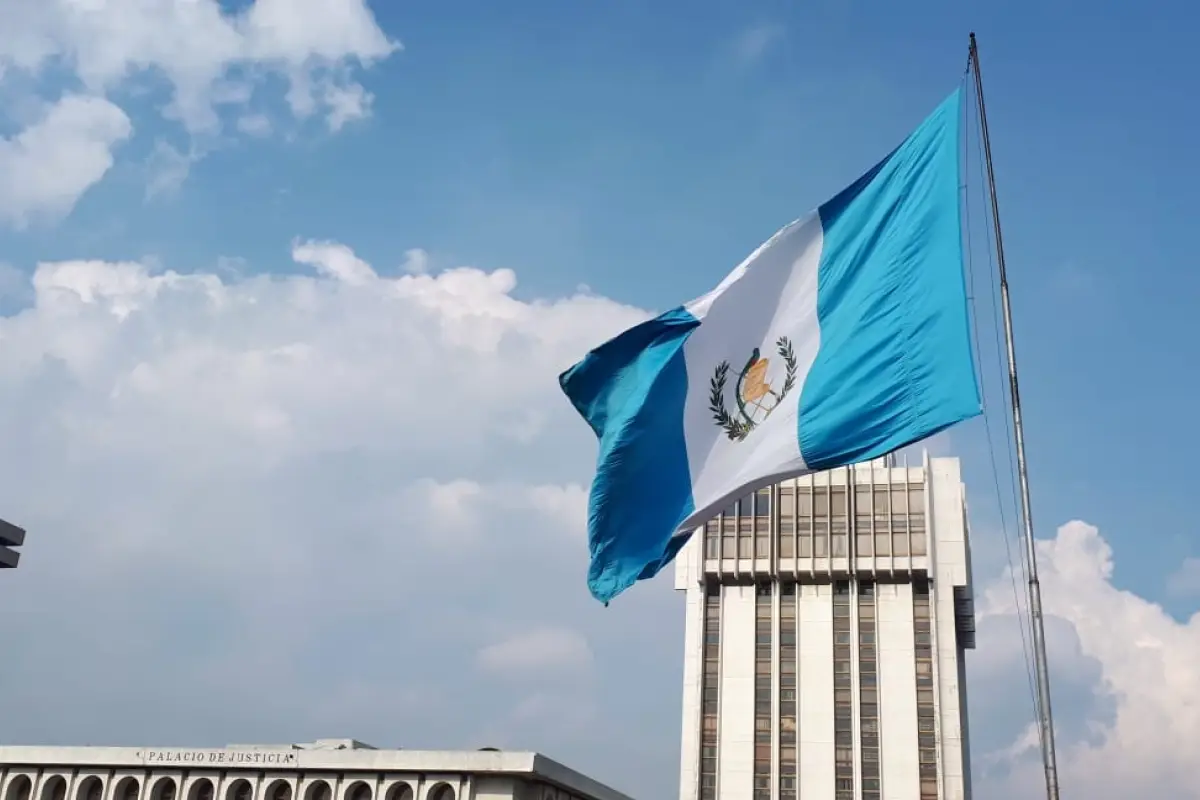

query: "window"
xmin=705 ymin=531 xmax=720 ymax=558
xmin=426 ymin=786 xmax=455 ymax=800
xmin=117 ymin=781 xmax=140 ymax=800
xmin=226 ymin=782 xmax=251 ymax=800
xmin=813 ymin=533 xmax=828 ymax=557
xmin=796 ymin=488 xmax=812 ymax=516
xmin=41 ymin=778 xmax=67 ymax=800
xmin=755 ymin=535 xmax=770 ymax=557
xmin=831 ymin=487 xmax=847 ymax=516
xmin=701 ymin=583 xmax=722 ymax=795
xmin=854 ymin=485 xmax=870 ymax=513
xmin=833 ymin=577 xmax=854 ymax=798
xmin=722 ymin=533 xmax=737 ymax=558
xmin=831 ymin=534 xmax=848 ymax=557
xmin=753 ymin=584 xmax=772 ymax=789
xmin=814 ymin=489 xmax=829 ymax=517
xmin=780 ymin=490 xmax=795 ymax=519
xmin=76 ymin=780 xmax=103 ymax=800
xmin=915 ymin=580 xmax=938 ymax=799
xmin=153 ymin=782 xmax=177 ymax=800
xmin=190 ymin=782 xmax=215 ymax=800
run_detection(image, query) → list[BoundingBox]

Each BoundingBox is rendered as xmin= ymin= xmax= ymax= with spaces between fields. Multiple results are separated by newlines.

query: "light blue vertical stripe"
xmin=558 ymin=306 xmax=701 ymax=604
xmin=799 ymin=89 xmax=980 ymax=468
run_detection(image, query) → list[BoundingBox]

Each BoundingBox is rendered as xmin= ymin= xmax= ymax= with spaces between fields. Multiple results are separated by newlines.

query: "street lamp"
xmin=0 ymin=518 xmax=25 ymax=569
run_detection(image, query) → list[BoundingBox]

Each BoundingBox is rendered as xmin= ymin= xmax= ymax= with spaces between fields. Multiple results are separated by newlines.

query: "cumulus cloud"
xmin=0 ymin=0 xmax=396 ymax=216
xmin=0 ymin=94 xmax=132 ymax=227
xmin=0 ymin=242 xmax=678 ymax=795
xmin=0 ymin=0 xmax=398 ymax=134
xmin=144 ymin=140 xmax=199 ymax=200
xmin=2 ymin=239 xmax=1194 ymax=799
xmin=972 ymin=521 xmax=1200 ymax=799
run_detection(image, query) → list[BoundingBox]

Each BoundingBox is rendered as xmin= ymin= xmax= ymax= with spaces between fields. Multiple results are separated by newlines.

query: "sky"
xmin=1 ymin=0 xmax=1199 ymax=798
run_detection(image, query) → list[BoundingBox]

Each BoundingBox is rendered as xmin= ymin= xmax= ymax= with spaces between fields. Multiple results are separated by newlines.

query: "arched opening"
xmin=186 ymin=781 xmax=213 ymax=800
xmin=5 ymin=776 xmax=32 ymax=800
xmin=40 ymin=777 xmax=67 ymax=800
xmin=150 ymin=780 xmax=176 ymax=800
xmin=383 ymin=786 xmax=412 ymax=800
xmin=224 ymin=781 xmax=251 ymax=800
xmin=75 ymin=778 xmax=103 ymax=800
xmin=426 ymin=785 xmax=454 ymax=800
xmin=302 ymin=782 xmax=330 ymax=800
xmin=342 ymin=783 xmax=369 ymax=800
xmin=113 ymin=778 xmax=139 ymax=800
xmin=263 ymin=782 xmax=290 ymax=800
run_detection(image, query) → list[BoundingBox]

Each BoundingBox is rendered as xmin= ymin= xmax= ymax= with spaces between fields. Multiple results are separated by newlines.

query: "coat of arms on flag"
xmin=708 ymin=337 xmax=798 ymax=441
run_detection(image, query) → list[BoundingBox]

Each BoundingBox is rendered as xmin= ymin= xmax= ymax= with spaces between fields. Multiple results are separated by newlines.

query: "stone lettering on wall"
xmin=138 ymin=750 xmax=299 ymax=767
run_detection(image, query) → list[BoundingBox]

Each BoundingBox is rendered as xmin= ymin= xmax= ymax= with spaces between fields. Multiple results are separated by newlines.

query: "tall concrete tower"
xmin=675 ymin=455 xmax=975 ymax=800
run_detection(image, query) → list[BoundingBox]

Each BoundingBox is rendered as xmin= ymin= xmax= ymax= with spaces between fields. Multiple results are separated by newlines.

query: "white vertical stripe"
xmin=878 ymin=582 xmax=919 ymax=800
xmin=798 ymin=583 xmax=835 ymax=798
xmin=718 ymin=586 xmax=756 ymax=800
xmin=929 ymin=459 xmax=970 ymax=800
xmin=678 ymin=214 xmax=825 ymax=532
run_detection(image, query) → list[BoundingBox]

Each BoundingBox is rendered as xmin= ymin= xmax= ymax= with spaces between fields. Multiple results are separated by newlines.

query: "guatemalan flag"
xmin=560 ymin=89 xmax=981 ymax=604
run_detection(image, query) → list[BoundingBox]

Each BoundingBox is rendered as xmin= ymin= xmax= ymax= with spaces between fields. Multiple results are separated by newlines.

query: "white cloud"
xmin=6 ymin=237 xmax=1195 ymax=799
xmin=477 ymin=627 xmax=594 ymax=679
xmin=0 ymin=94 xmax=132 ymax=227
xmin=0 ymin=243 xmax=673 ymax=794
xmin=0 ymin=0 xmax=398 ymax=135
xmin=144 ymin=139 xmax=199 ymax=200
xmin=0 ymin=0 xmax=397 ymax=213
xmin=291 ymin=238 xmax=377 ymax=285
xmin=321 ymin=80 xmax=374 ymax=132
xmin=236 ymin=113 xmax=273 ymax=138
xmin=973 ymin=521 xmax=1200 ymax=799
xmin=401 ymin=248 xmax=431 ymax=275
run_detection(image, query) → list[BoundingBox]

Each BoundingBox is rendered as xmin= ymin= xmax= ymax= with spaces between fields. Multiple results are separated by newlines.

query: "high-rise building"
xmin=674 ymin=455 xmax=976 ymax=800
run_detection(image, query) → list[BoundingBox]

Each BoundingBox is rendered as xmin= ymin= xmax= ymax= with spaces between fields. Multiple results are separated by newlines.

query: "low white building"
xmin=0 ymin=740 xmax=633 ymax=800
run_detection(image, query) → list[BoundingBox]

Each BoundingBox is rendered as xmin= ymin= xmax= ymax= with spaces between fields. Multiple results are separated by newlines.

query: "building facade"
xmin=0 ymin=740 xmax=633 ymax=800
xmin=674 ymin=455 xmax=976 ymax=800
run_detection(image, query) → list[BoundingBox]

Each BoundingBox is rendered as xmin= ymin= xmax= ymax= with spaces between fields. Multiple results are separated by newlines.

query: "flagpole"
xmin=968 ymin=32 xmax=1062 ymax=800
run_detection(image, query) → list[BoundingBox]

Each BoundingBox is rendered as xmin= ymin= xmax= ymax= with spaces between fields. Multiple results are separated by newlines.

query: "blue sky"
xmin=1 ymin=1 xmax=1199 ymax=799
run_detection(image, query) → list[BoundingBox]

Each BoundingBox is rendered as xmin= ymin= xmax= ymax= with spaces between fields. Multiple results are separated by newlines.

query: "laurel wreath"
xmin=709 ymin=337 xmax=799 ymax=442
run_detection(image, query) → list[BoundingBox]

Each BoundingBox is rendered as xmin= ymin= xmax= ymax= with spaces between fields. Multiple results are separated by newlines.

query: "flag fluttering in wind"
xmin=560 ymin=89 xmax=980 ymax=604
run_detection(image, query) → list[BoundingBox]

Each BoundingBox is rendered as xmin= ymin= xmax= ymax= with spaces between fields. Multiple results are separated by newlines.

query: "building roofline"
xmin=0 ymin=747 xmax=635 ymax=800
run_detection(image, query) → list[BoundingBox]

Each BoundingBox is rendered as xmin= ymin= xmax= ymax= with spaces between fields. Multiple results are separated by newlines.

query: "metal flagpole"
xmin=967 ymin=32 xmax=1062 ymax=800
